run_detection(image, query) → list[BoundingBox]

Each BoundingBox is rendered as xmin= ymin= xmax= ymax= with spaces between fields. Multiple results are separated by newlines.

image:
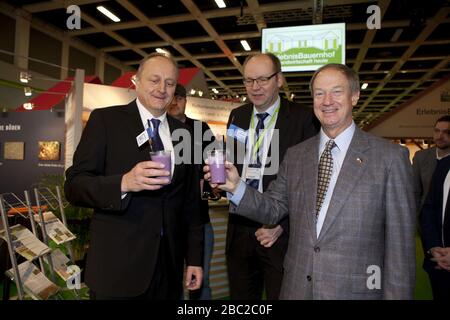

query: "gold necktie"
xmin=316 ymin=139 xmax=336 ymax=222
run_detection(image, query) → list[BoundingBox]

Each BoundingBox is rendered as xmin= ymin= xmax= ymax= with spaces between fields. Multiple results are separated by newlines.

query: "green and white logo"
xmin=262 ymin=23 xmax=346 ymax=72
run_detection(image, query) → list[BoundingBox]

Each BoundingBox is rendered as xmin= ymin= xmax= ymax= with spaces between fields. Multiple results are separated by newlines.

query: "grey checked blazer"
xmin=234 ymin=128 xmax=416 ymax=299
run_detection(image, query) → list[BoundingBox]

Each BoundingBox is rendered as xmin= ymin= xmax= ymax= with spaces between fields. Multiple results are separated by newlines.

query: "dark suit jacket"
xmin=225 ymin=98 xmax=319 ymax=252
xmin=64 ymin=100 xmax=203 ymax=297
xmin=184 ymin=116 xmax=215 ymax=223
xmin=412 ymin=147 xmax=437 ymax=211
xmin=420 ymin=155 xmax=450 ymax=273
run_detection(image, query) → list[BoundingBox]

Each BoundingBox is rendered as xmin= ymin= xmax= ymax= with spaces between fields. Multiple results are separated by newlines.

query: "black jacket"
xmin=65 ymin=101 xmax=203 ymax=296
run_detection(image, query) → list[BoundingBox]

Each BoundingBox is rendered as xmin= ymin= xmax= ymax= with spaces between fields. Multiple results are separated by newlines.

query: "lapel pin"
xmin=356 ymin=158 xmax=363 ymax=164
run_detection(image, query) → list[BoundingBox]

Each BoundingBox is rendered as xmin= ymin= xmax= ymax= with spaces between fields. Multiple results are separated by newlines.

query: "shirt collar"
xmin=436 ymin=148 xmax=450 ymax=160
xmin=136 ymin=98 xmax=167 ymax=128
xmin=252 ymin=95 xmax=280 ymax=118
xmin=319 ymin=121 xmax=356 ymax=154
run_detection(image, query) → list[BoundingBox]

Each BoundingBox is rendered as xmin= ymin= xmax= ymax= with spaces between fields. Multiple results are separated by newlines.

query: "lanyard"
xmin=249 ymin=102 xmax=280 ymax=160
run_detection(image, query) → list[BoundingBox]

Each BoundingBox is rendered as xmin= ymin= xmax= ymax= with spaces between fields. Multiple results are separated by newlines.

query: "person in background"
xmin=206 ymin=63 xmax=416 ymax=299
xmin=420 ymin=138 xmax=450 ymax=300
xmin=413 ymin=115 xmax=450 ymax=214
xmin=224 ymin=53 xmax=319 ymax=300
xmin=168 ymin=83 xmax=216 ymax=300
xmin=65 ymin=53 xmax=204 ymax=300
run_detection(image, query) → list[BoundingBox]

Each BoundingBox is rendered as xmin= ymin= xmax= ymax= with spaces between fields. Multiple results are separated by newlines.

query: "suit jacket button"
xmin=307 ymin=275 xmax=312 ymax=281
xmin=314 ymin=246 xmax=320 ymax=253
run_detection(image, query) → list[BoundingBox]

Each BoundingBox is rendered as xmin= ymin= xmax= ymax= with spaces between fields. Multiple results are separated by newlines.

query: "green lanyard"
xmin=249 ymin=102 xmax=280 ymax=160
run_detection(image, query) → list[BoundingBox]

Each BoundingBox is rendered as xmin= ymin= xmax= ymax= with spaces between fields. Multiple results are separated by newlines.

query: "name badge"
xmin=245 ymin=165 xmax=262 ymax=180
xmin=227 ymin=124 xmax=247 ymax=144
xmin=136 ymin=129 xmax=149 ymax=147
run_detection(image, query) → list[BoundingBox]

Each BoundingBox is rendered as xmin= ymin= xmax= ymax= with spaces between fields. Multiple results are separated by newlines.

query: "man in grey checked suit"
xmin=205 ymin=64 xmax=416 ymax=299
xmin=413 ymin=116 xmax=450 ymax=212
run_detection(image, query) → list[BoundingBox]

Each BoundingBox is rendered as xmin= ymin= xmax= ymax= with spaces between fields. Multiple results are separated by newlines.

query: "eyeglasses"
xmin=243 ymin=72 xmax=278 ymax=87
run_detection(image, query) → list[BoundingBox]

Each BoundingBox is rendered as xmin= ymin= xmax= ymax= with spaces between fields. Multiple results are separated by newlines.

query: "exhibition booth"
xmin=0 ymin=68 xmax=242 ymax=300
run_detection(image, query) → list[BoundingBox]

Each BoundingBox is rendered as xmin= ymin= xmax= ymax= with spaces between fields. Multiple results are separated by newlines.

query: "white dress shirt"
xmin=136 ymin=98 xmax=175 ymax=175
xmin=316 ymin=122 xmax=356 ymax=237
xmin=242 ymin=96 xmax=280 ymax=193
xmin=443 ymin=171 xmax=450 ymax=225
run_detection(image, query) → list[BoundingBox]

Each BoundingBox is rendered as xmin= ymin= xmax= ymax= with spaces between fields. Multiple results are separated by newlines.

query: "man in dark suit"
xmin=64 ymin=53 xmax=204 ymax=300
xmin=225 ymin=53 xmax=318 ymax=300
xmin=420 ymin=136 xmax=450 ymax=300
xmin=413 ymin=116 xmax=450 ymax=212
xmin=168 ymin=83 xmax=217 ymax=300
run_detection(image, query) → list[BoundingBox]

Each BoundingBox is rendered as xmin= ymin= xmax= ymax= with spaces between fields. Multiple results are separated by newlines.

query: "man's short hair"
xmin=243 ymin=52 xmax=282 ymax=74
xmin=435 ymin=115 xmax=450 ymax=125
xmin=174 ymin=84 xmax=186 ymax=98
xmin=309 ymin=63 xmax=360 ymax=96
xmin=135 ymin=52 xmax=178 ymax=79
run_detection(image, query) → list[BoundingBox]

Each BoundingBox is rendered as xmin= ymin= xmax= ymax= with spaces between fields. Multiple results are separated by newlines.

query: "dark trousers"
xmin=226 ymin=224 xmax=286 ymax=300
xmin=428 ymin=268 xmax=450 ymax=301
xmin=90 ymin=235 xmax=180 ymax=300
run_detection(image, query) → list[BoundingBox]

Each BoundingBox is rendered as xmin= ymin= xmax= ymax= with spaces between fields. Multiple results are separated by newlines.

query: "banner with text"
xmin=368 ymin=77 xmax=450 ymax=138
xmin=262 ymin=23 xmax=346 ymax=72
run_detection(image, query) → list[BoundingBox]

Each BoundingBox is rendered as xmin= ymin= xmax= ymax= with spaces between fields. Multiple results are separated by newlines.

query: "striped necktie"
xmin=150 ymin=118 xmax=164 ymax=151
xmin=315 ymin=139 xmax=336 ymax=222
xmin=246 ymin=112 xmax=269 ymax=190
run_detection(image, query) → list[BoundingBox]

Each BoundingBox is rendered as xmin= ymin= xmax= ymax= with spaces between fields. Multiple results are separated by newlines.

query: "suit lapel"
xmin=123 ymin=100 xmax=152 ymax=162
xmin=303 ymin=135 xmax=320 ymax=241
xmin=167 ymin=115 xmax=185 ymax=184
xmin=425 ymin=148 xmax=437 ymax=179
xmin=317 ymin=128 xmax=370 ymax=241
xmin=230 ymin=104 xmax=253 ymax=175
xmin=270 ymin=99 xmax=290 ymax=159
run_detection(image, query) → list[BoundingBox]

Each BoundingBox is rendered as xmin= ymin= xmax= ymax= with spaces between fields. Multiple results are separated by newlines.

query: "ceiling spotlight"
xmin=290 ymin=93 xmax=295 ymax=99
xmin=20 ymin=71 xmax=31 ymax=83
xmin=24 ymin=87 xmax=32 ymax=96
xmin=361 ymin=83 xmax=368 ymax=90
xmin=212 ymin=88 xmax=219 ymax=94
xmin=198 ymin=90 xmax=203 ymax=97
xmin=242 ymin=96 xmax=247 ymax=102
xmin=215 ymin=0 xmax=227 ymax=9
xmin=97 ymin=6 xmax=121 ymax=22
xmin=240 ymin=40 xmax=251 ymax=51
xmin=23 ymin=102 xmax=34 ymax=110
xmin=190 ymin=89 xmax=196 ymax=95
xmin=156 ymin=48 xmax=169 ymax=55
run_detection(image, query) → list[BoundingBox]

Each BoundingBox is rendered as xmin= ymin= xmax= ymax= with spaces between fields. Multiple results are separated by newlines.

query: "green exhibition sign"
xmin=262 ymin=23 xmax=346 ymax=72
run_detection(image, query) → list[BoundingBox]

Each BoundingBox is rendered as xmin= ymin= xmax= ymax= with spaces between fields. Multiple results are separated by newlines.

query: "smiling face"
xmin=135 ymin=56 xmax=178 ymax=117
xmin=312 ymin=67 xmax=360 ymax=138
xmin=243 ymin=55 xmax=283 ymax=112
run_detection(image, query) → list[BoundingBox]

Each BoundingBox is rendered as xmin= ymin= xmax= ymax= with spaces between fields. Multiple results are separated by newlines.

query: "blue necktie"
xmin=246 ymin=112 xmax=269 ymax=190
xmin=150 ymin=118 xmax=164 ymax=151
